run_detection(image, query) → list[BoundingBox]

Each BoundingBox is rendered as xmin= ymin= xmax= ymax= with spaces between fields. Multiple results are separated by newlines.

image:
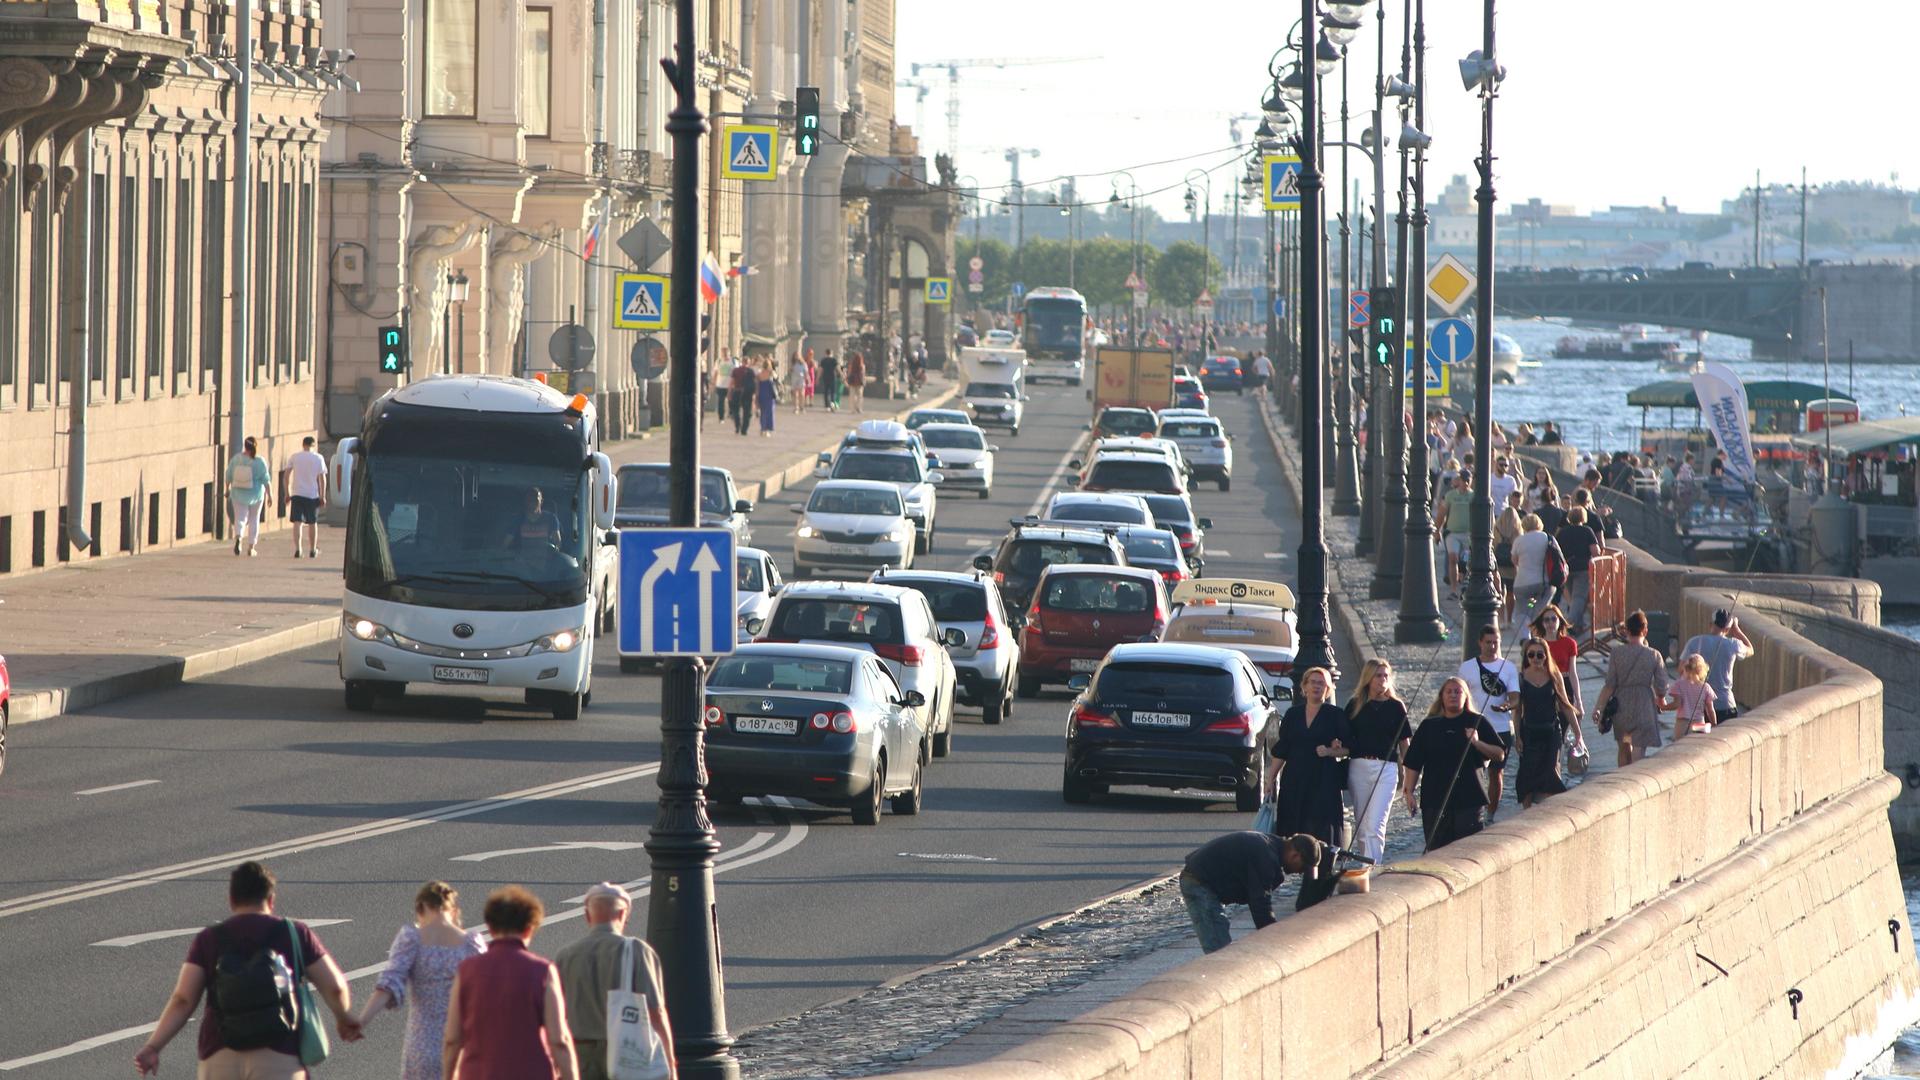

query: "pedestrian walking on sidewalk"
xmin=1342 ymin=658 xmax=1410 ymax=864
xmin=1593 ymin=609 xmax=1670 ymax=767
xmin=1554 ymin=506 xmax=1602 ymax=636
xmin=804 ymin=351 xmax=818 ymax=409
xmin=845 ymin=351 xmax=867 ymax=413
xmin=757 ymin=360 xmax=779 ymax=437
xmin=1177 ymin=831 xmax=1323 ymax=953
xmin=227 ymin=436 xmax=273 ymax=558
xmin=443 ymin=886 xmax=580 ymax=1080
xmin=283 ymin=436 xmax=328 ymax=559
xmin=1529 ymin=604 xmax=1584 ymax=715
xmin=788 ymin=353 xmax=808 ymax=415
xmin=358 ymin=882 xmax=485 ymax=1080
xmin=1515 ymin=640 xmax=1582 ymax=807
xmin=819 ymin=351 xmax=840 ymax=411
xmin=1261 ymin=666 xmax=1349 ymax=911
xmin=1402 ymin=677 xmax=1506 ymax=852
xmin=1509 ymin=514 xmax=1557 ymax=642
xmin=1665 ymin=654 xmax=1718 ymax=739
xmin=728 ymin=358 xmax=757 ymax=437
xmin=1679 ymin=608 xmax=1754 ymax=722
xmin=553 ymin=883 xmax=675 ymax=1080
xmin=134 ymin=860 xmax=363 ymax=1077
xmin=1458 ymin=625 xmax=1521 ymax=818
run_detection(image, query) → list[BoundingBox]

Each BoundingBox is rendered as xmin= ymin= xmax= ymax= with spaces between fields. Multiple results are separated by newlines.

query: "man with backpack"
xmin=135 ymin=861 xmax=362 ymax=1077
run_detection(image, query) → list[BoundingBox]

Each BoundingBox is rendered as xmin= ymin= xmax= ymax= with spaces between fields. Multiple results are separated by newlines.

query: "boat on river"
xmin=1788 ymin=418 xmax=1920 ymax=603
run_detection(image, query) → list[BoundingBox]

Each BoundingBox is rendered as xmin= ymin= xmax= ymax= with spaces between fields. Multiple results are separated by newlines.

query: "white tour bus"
xmin=330 ymin=375 xmax=617 ymax=719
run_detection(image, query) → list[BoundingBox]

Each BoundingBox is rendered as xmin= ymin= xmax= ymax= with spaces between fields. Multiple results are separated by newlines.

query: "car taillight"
xmin=1257 ymin=662 xmax=1293 ymax=675
xmin=1072 ymin=704 xmax=1119 ymax=728
xmin=810 ymin=712 xmax=832 ymax=730
xmin=1204 ymin=710 xmax=1253 ymax=735
xmin=1159 ymin=567 xmax=1187 ymax=585
xmin=1212 ymin=439 xmax=1228 ymax=448
xmin=703 ymin=705 xmax=724 ymax=726
xmin=1024 ymin=604 xmax=1042 ymax=633
xmin=831 ymin=711 xmax=857 ymax=733
xmin=992 ymin=571 xmax=1006 ymax=584
xmin=1233 ymin=368 xmax=1242 ymax=376
xmin=873 ymin=643 xmax=924 ymax=667
xmin=978 ymin=619 xmax=1000 ymax=650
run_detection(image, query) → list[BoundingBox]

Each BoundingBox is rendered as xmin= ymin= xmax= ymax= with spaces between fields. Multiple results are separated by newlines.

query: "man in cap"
xmin=1680 ymin=608 xmax=1755 ymax=723
xmin=1177 ymin=832 xmax=1325 ymax=953
xmin=552 ymin=883 xmax=674 ymax=1080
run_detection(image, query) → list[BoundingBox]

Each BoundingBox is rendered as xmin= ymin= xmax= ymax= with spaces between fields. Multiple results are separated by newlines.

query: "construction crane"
xmin=895 ymin=77 xmax=939 ymax=140
xmin=908 ymin=56 xmax=1093 ymax=166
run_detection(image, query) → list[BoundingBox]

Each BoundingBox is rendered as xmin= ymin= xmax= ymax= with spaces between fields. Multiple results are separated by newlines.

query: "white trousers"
xmin=231 ymin=497 xmax=263 ymax=550
xmin=1348 ymin=757 xmax=1399 ymax=863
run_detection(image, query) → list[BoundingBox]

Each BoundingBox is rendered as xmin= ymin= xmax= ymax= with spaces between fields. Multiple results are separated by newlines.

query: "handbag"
xmin=1544 ymin=538 xmax=1569 ymax=589
xmin=607 ymin=938 xmax=673 ymax=1080
xmin=1251 ymin=801 xmax=1276 ymax=835
xmin=284 ymin=919 xmax=330 ymax=1068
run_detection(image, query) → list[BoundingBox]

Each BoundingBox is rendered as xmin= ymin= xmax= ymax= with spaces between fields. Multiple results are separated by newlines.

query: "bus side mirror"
xmin=591 ymin=452 xmax=616 ymax=531
xmin=330 ymin=438 xmax=358 ymax=506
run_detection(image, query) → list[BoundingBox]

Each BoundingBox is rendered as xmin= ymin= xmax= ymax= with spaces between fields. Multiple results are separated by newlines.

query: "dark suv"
xmin=973 ymin=522 xmax=1127 ymax=630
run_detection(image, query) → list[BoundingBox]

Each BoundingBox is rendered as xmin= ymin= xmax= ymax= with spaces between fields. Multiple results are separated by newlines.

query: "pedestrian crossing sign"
xmin=1403 ymin=353 xmax=1450 ymax=397
xmin=1263 ymin=153 xmax=1302 ymax=211
xmin=720 ymin=124 xmax=778 ymax=181
xmin=924 ymin=277 xmax=952 ymax=305
xmin=614 ymin=273 xmax=669 ymax=331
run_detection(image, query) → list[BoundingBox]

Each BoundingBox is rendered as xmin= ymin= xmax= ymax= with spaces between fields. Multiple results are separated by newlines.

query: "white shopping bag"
xmin=607 ymin=938 xmax=673 ymax=1080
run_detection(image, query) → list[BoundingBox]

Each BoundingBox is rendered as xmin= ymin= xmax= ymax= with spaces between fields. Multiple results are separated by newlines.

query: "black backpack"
xmin=209 ymin=924 xmax=300 ymax=1049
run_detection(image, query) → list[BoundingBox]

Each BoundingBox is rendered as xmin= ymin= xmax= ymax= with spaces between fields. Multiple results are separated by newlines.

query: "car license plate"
xmin=432 ymin=665 xmax=490 ymax=684
xmin=1132 ymin=711 xmax=1191 ymax=728
xmin=829 ymin=544 xmax=868 ymax=556
xmin=734 ymin=715 xmax=799 ymax=735
xmin=1069 ymin=658 xmax=1101 ymax=673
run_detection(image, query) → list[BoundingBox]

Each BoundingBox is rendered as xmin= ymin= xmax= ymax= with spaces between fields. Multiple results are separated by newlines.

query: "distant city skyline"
xmin=895 ymin=2 xmax=1909 ymax=221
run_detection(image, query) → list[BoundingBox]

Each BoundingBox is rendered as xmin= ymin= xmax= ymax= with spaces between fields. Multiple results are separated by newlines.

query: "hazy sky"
xmin=895 ymin=1 xmax=1915 ymax=220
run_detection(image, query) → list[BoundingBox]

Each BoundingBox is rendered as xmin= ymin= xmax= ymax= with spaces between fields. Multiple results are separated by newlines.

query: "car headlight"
xmin=345 ymin=614 xmax=396 ymax=646
xmin=532 ymin=626 xmax=588 ymax=654
xmin=884 ymin=527 xmax=909 ymax=543
xmin=796 ymin=524 xmax=816 ymax=538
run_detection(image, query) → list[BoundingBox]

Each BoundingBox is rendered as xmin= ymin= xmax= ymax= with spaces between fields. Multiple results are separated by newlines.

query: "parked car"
xmin=1155 ymin=413 xmax=1233 ymax=490
xmin=1093 ymin=406 xmax=1159 ymax=440
xmin=1162 ymin=578 xmax=1299 ymax=699
xmin=875 ymin=569 xmax=1018 ymax=725
xmin=825 ymin=441 xmax=943 ymax=553
xmin=1198 ymin=356 xmax=1244 ymax=394
xmin=790 ymin=480 xmax=916 ymax=577
xmin=974 ymin=522 xmax=1129 ymax=629
xmin=904 ymin=407 xmax=973 ymax=431
xmin=1140 ymin=493 xmax=1212 ymax=571
xmin=1042 ymin=491 xmax=1157 ymax=530
xmin=1016 ymin=564 xmax=1169 ymax=697
xmin=1172 ymin=376 xmax=1209 ymax=412
xmin=1060 ymin=642 xmax=1280 ymax=809
xmin=1079 ymin=452 xmax=1187 ymax=496
xmin=1111 ymin=527 xmax=1190 ymax=590
xmin=758 ymin=580 xmax=961 ymax=756
xmin=616 ymin=463 xmax=753 ymax=546
xmin=703 ymin=644 xmax=928 ymax=823
xmin=918 ymin=423 xmax=997 ymax=499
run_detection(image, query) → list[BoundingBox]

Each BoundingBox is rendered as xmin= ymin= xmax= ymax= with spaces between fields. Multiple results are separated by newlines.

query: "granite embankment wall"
xmin=892 ymin=551 xmax=1920 ymax=1077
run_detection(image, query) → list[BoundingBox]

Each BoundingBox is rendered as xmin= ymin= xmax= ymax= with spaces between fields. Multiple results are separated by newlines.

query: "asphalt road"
xmin=0 ymin=384 xmax=1305 ymax=1078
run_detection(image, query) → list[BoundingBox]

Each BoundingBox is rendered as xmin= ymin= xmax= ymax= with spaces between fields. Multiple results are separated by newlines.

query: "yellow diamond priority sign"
xmin=1425 ymin=253 xmax=1477 ymax=315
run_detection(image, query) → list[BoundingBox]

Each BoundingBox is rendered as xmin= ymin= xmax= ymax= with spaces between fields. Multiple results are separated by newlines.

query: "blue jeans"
xmin=1179 ymin=876 xmax=1234 ymax=953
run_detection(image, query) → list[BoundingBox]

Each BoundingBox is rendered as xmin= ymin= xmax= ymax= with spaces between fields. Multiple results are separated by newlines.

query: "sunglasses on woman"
xmin=1525 ymin=651 xmax=1546 ymax=660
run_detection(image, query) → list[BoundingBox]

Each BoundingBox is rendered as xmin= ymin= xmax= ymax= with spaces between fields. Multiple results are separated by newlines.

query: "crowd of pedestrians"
xmin=136 ymin=863 xmax=677 ymax=1079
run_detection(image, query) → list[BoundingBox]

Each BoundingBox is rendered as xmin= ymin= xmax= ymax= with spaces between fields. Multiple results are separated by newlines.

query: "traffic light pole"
xmin=646 ymin=2 xmax=738 ymax=1076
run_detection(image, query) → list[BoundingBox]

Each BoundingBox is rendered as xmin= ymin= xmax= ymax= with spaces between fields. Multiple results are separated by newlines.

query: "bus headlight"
xmin=532 ymin=627 xmax=587 ymax=654
xmin=345 ymin=614 xmax=395 ymax=645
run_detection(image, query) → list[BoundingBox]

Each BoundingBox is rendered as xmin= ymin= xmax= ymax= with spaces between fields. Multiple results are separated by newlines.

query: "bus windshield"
xmin=1023 ymin=298 xmax=1086 ymax=359
xmin=346 ymin=412 xmax=591 ymax=611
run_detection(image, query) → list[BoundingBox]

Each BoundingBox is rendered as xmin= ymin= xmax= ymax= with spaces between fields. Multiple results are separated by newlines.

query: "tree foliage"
xmin=1149 ymin=241 xmax=1222 ymax=308
xmin=953 ymin=237 xmax=1014 ymax=307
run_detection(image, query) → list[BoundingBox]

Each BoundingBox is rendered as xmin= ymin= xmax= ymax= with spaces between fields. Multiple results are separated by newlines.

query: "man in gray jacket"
xmin=553 ymin=883 xmax=674 ymax=1080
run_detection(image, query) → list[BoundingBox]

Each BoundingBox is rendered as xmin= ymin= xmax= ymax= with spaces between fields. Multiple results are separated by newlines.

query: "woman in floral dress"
xmin=358 ymin=881 xmax=487 ymax=1080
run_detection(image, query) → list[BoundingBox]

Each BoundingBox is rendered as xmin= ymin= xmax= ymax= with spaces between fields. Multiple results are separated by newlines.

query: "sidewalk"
xmin=0 ymin=377 xmax=957 ymax=725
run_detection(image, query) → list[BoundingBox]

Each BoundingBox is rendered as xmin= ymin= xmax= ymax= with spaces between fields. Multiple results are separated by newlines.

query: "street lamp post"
xmin=1395 ymin=0 xmax=1445 ymax=643
xmin=1185 ymin=169 xmax=1213 ymax=351
xmin=1331 ymin=33 xmax=1362 ymax=519
xmin=1459 ymin=0 xmax=1504 ymax=656
xmin=450 ymin=270 xmax=470 ymax=371
xmin=647 ymin=0 xmax=739 ymax=1074
xmin=1112 ymin=171 xmax=1141 ymax=345
xmin=1356 ymin=7 xmax=1391 ymax=558
xmin=1371 ymin=0 xmax=1415 ymax=599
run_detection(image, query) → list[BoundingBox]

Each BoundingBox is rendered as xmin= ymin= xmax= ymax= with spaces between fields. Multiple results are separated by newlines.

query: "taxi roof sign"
xmin=1170 ymin=578 xmax=1296 ymax=609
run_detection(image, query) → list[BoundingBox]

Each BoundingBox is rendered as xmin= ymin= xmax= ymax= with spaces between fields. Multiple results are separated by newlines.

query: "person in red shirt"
xmin=442 ymin=886 xmax=579 ymax=1080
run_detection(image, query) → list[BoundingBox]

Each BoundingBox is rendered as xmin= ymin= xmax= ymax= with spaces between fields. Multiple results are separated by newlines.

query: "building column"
xmin=801 ymin=135 xmax=850 ymax=359
xmin=484 ymin=224 xmax=556 ymax=376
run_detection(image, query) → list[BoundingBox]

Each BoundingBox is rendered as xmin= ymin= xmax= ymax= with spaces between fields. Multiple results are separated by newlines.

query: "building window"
xmin=253 ymin=177 xmax=269 ymax=385
xmin=423 ymin=0 xmax=479 ymax=117
xmin=276 ymin=174 xmax=292 ymax=383
xmin=28 ymin=183 xmax=49 ymax=406
xmin=146 ymin=172 xmax=167 ymax=395
xmin=0 ymin=136 xmax=16 ymax=407
xmin=524 ymin=8 xmax=552 ymax=138
xmin=202 ymin=171 xmax=225 ymax=390
xmin=174 ymin=172 xmax=195 ymax=392
xmin=90 ymin=171 xmax=108 ymax=399
xmin=295 ymin=173 xmax=314 ymax=380
xmin=117 ymin=173 xmax=137 ymax=399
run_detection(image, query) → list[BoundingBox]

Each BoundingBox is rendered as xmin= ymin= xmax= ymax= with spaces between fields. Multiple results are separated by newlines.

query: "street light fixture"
xmin=1279 ymin=66 xmax=1307 ymax=100
xmin=449 ymin=269 xmax=470 ymax=372
xmin=1315 ymin=32 xmax=1342 ymax=75
xmin=1458 ymin=2 xmax=1504 ymax=656
xmin=1323 ymin=13 xmax=1362 ymax=45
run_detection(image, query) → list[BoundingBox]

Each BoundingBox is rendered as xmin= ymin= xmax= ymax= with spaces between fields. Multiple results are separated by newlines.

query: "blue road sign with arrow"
xmin=617 ymin=528 xmax=737 ymax=657
xmin=1427 ymin=317 xmax=1475 ymax=366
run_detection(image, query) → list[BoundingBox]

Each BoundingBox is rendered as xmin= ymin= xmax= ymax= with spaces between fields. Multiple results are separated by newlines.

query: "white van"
xmin=959 ymin=347 xmax=1026 ymax=436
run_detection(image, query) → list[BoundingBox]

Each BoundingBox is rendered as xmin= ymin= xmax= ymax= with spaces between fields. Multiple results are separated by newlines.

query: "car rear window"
xmin=921 ymin=428 xmax=986 ymax=450
xmin=1100 ymin=411 xmax=1155 ymax=435
xmin=1088 ymin=460 xmax=1177 ymax=490
xmin=1144 ymin=495 xmax=1194 ymax=526
xmin=708 ymin=655 xmax=852 ymax=694
xmin=833 ymin=454 xmax=920 ymax=483
xmin=1042 ymin=575 xmax=1152 ymax=613
xmin=895 ymin=581 xmax=987 ymax=621
xmin=1049 ymin=501 xmax=1148 ymax=526
xmin=808 ymin=487 xmax=902 ymax=515
xmin=1118 ymin=531 xmax=1178 ymax=561
xmin=770 ymin=599 xmax=903 ymax=644
xmin=619 ymin=469 xmax=729 ymax=515
xmin=967 ymin=382 xmax=1016 ymax=398
xmin=1006 ymin=540 xmax=1115 ymax=577
xmin=1160 ymin=421 xmax=1219 ymax=438
xmin=1164 ymin=611 xmax=1295 ymax=647
xmin=1095 ymin=662 xmax=1234 ymax=700
xmin=736 ymin=556 xmax=765 ymax=592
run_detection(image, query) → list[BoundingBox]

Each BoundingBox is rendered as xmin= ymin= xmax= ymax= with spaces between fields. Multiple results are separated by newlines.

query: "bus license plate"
xmin=1132 ymin=711 xmax=1191 ymax=728
xmin=734 ymin=716 xmax=799 ymax=735
xmin=432 ymin=665 xmax=490 ymax=684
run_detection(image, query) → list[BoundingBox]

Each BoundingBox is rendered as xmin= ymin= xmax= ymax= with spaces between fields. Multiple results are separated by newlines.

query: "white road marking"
xmin=451 ymin=840 xmax=649 ymax=863
xmin=896 ymin=852 xmax=998 ymax=862
xmin=1209 ymin=550 xmax=1231 ymax=558
xmin=0 ymin=762 xmax=662 ymax=922
xmin=91 ymin=919 xmax=351 ymax=949
xmin=1264 ymin=552 xmax=1290 ymax=559
xmin=73 ymin=779 xmax=161 ymax=797
xmin=3 ymin=797 xmax=812 ymax=1072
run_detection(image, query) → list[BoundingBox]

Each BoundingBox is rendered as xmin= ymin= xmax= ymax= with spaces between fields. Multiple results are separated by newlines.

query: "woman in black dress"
xmin=1514 ymin=639 xmax=1580 ymax=807
xmin=1261 ymin=666 xmax=1349 ymax=910
xmin=1402 ymin=676 xmax=1506 ymax=851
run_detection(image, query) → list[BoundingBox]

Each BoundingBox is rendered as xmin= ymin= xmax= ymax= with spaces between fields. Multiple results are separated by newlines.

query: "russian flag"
xmin=699 ymin=253 xmax=727 ymax=304
xmin=582 ymin=209 xmax=605 ymax=260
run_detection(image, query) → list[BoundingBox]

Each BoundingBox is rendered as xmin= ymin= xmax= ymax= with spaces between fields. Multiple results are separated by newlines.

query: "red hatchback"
xmin=1017 ymin=565 xmax=1169 ymax=697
